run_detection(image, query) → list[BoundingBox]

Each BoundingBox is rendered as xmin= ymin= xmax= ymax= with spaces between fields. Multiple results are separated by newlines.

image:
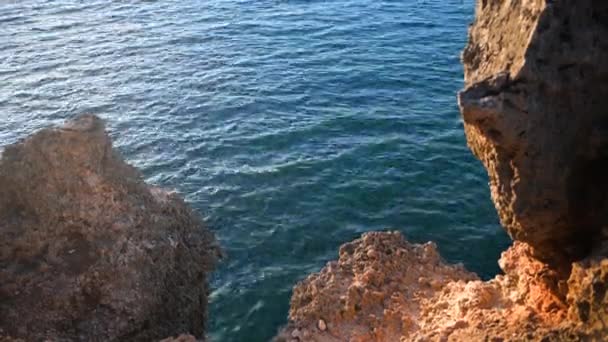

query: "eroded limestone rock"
xmin=277 ymin=233 xmax=608 ymax=341
xmin=566 ymin=255 xmax=608 ymax=340
xmin=284 ymin=232 xmax=478 ymax=341
xmin=0 ymin=115 xmax=219 ymax=341
xmin=459 ymin=0 xmax=608 ymax=266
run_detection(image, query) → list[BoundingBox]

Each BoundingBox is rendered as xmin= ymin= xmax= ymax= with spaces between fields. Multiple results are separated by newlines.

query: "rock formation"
xmin=276 ymin=232 xmax=478 ymax=342
xmin=278 ymin=0 xmax=608 ymax=341
xmin=276 ymin=233 xmax=582 ymax=341
xmin=0 ymin=115 xmax=220 ymax=341
xmin=277 ymin=234 xmax=607 ymax=341
xmin=459 ymin=0 xmax=608 ymax=267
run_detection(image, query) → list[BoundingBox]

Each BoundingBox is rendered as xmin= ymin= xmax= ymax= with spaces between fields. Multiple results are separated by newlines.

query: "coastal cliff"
xmin=278 ymin=1 xmax=608 ymax=341
xmin=459 ymin=0 xmax=608 ymax=268
xmin=0 ymin=115 xmax=219 ymax=341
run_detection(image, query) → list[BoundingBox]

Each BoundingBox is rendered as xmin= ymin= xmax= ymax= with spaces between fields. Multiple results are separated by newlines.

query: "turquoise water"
xmin=0 ymin=1 xmax=510 ymax=341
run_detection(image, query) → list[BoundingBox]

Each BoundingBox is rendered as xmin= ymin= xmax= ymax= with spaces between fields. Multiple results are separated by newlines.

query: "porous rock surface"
xmin=276 ymin=233 xmax=584 ymax=341
xmin=459 ymin=0 xmax=608 ymax=266
xmin=277 ymin=232 xmax=478 ymax=342
xmin=0 ymin=115 xmax=219 ymax=341
xmin=278 ymin=0 xmax=608 ymax=340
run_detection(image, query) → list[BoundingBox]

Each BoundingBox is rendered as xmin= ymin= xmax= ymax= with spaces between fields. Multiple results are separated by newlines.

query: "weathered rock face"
xmin=0 ymin=115 xmax=219 ymax=341
xmin=276 ymin=232 xmax=478 ymax=342
xmin=277 ymin=233 xmax=552 ymax=341
xmin=566 ymin=255 xmax=608 ymax=340
xmin=277 ymin=232 xmax=608 ymax=341
xmin=459 ymin=0 xmax=608 ymax=266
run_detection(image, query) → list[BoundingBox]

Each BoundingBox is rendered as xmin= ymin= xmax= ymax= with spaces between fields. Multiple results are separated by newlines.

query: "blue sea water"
xmin=0 ymin=0 xmax=510 ymax=341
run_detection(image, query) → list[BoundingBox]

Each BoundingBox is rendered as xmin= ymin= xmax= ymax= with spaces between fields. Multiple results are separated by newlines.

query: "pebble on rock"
xmin=318 ymin=319 xmax=327 ymax=332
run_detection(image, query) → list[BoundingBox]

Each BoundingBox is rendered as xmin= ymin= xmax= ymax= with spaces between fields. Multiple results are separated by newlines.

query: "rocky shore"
xmin=0 ymin=115 xmax=220 ymax=341
xmin=2 ymin=0 xmax=607 ymax=341
xmin=277 ymin=0 xmax=608 ymax=341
